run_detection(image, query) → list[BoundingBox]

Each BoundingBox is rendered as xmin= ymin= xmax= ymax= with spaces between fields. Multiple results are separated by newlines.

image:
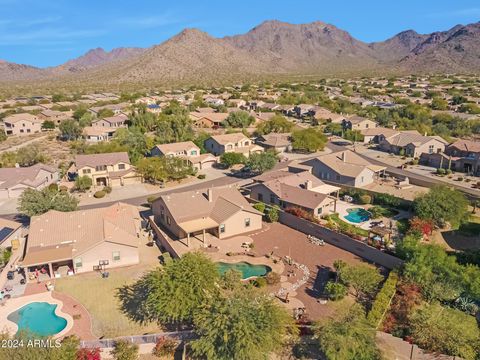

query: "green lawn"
xmin=327 ymin=214 xmax=369 ymax=237
xmin=55 ymin=267 xmax=161 ymax=338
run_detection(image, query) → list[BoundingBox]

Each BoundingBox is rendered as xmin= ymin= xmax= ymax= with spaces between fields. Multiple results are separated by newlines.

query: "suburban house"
xmin=379 ymin=132 xmax=447 ymax=157
xmin=20 ymin=203 xmax=141 ymax=279
xmin=92 ymin=114 xmax=129 ymax=128
xmin=150 ymin=141 xmax=217 ymax=170
xmin=360 ymin=127 xmax=401 ymax=144
xmin=256 ymin=133 xmax=292 ymax=153
xmin=314 ymin=107 xmax=345 ymax=123
xmin=189 ymin=112 xmax=229 ymax=128
xmin=0 ymin=163 xmax=59 ymax=199
xmin=420 ymin=139 xmax=480 ymax=176
xmin=342 ymin=116 xmax=378 ymax=131
xmin=38 ymin=109 xmax=73 ymax=125
xmin=3 ymin=113 xmax=44 ymax=136
xmin=204 ymin=133 xmax=264 ymax=157
xmin=82 ymin=126 xmax=117 ymax=143
xmin=0 ymin=218 xmax=23 ymax=249
xmin=251 ymin=170 xmax=340 ymax=218
xmin=152 ymin=186 xmax=262 ymax=246
xmin=301 ymin=150 xmax=386 ymax=188
xmin=89 ymin=103 xmax=129 ymax=116
xmin=70 ymin=152 xmax=141 ymax=187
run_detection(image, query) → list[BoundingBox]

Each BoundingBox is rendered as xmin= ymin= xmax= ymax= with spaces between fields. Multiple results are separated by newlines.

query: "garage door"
xmin=200 ymin=160 xmax=216 ymax=169
xmin=122 ymin=176 xmax=141 ymax=185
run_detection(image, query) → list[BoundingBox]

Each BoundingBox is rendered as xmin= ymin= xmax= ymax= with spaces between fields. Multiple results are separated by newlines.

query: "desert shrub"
xmin=48 ymin=183 xmax=59 ymax=191
xmin=93 ymin=190 xmax=106 ymax=198
xmin=197 ymin=174 xmax=206 ymax=180
xmin=110 ymin=339 xmax=138 ymax=360
xmin=266 ymin=206 xmax=279 ymax=222
xmin=372 ymin=193 xmax=401 ymax=207
xmin=253 ymin=277 xmax=267 ymax=288
xmin=359 ymin=194 xmax=372 ymax=205
xmin=253 ymin=202 xmax=266 ymax=214
xmin=436 ymin=168 xmax=446 ymax=175
xmin=147 ymin=195 xmax=157 ymax=204
xmin=152 ymin=336 xmax=178 ymax=358
xmin=265 ymin=271 xmax=281 ymax=285
xmin=103 ymin=185 xmax=112 ymax=194
xmin=325 ymin=281 xmax=348 ymax=301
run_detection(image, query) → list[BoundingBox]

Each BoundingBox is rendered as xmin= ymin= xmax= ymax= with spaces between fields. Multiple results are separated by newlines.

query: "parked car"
xmin=7 ymin=271 xmax=15 ymax=280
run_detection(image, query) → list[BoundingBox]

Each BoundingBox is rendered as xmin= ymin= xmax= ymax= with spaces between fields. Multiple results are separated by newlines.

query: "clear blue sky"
xmin=1 ymin=0 xmax=479 ymax=67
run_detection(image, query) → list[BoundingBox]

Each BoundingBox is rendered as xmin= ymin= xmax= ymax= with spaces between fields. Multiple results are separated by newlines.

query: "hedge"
xmin=367 ymin=271 xmax=399 ymax=329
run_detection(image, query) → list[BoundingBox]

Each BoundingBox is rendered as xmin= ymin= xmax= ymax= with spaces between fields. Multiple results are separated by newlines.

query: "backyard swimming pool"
xmin=217 ymin=262 xmax=271 ymax=279
xmin=7 ymin=302 xmax=67 ymax=336
xmin=344 ymin=208 xmax=371 ymax=223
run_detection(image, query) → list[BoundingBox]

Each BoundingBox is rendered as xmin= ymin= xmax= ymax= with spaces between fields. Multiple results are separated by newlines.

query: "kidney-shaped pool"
xmin=217 ymin=262 xmax=271 ymax=280
xmin=7 ymin=302 xmax=67 ymax=337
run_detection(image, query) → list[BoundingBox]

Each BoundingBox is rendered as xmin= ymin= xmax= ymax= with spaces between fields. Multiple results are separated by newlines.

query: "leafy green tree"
xmin=0 ymin=131 xmax=6 ymax=142
xmin=97 ymin=108 xmax=115 ymax=118
xmin=123 ymin=252 xmax=219 ymax=324
xmin=15 ymin=145 xmax=48 ymax=166
xmin=73 ymin=106 xmax=88 ymax=121
xmin=18 ymin=187 xmax=79 ymax=217
xmin=193 ymin=131 xmax=210 ymax=154
xmin=413 ymin=185 xmax=469 ymax=228
xmin=113 ymin=127 xmax=152 ymax=164
xmin=315 ymin=304 xmax=381 ymax=360
xmin=78 ymin=112 xmax=93 ymax=127
xmin=59 ymin=119 xmax=83 ymax=140
xmin=255 ymin=114 xmax=293 ymax=135
xmin=136 ymin=156 xmax=194 ymax=183
xmin=335 ymin=260 xmax=382 ymax=302
xmin=266 ymin=206 xmax=279 ymax=222
xmin=191 ymin=287 xmax=297 ymax=360
xmin=246 ymin=151 xmax=277 ymax=173
xmin=129 ymin=111 xmax=158 ymax=132
xmin=409 ymin=303 xmax=480 ymax=360
xmin=220 ymin=152 xmax=247 ymax=167
xmin=291 ymin=129 xmax=327 ymax=152
xmin=325 ymin=281 xmax=348 ymax=301
xmin=52 ymin=93 xmax=66 ymax=102
xmin=74 ymin=175 xmax=93 ymax=192
xmin=41 ymin=120 xmax=55 ymax=130
xmin=110 ymin=339 xmax=139 ymax=360
xmin=324 ymin=122 xmax=343 ymax=135
xmin=223 ymin=111 xmax=255 ymax=128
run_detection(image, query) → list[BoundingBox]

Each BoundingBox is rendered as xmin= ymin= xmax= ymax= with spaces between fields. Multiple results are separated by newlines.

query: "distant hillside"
xmin=0 ymin=20 xmax=479 ymax=88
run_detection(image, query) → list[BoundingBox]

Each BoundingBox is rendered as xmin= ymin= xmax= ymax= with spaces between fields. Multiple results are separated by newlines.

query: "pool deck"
xmin=0 ymin=291 xmax=74 ymax=338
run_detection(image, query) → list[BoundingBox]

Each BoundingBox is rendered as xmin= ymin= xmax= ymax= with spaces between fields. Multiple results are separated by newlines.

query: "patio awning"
xmin=313 ymin=184 xmax=341 ymax=195
xmin=367 ymin=165 xmax=387 ymax=173
xmin=21 ymin=245 xmax=72 ymax=267
xmin=178 ymin=217 xmax=219 ymax=233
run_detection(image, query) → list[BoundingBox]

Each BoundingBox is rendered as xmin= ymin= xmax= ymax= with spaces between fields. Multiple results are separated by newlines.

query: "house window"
xmin=317 ymin=208 xmax=322 ymax=215
xmin=167 ymin=216 xmax=171 ymax=225
xmin=112 ymin=251 xmax=120 ymax=261
xmin=190 ymin=150 xmax=197 ymax=156
xmin=83 ymin=169 xmax=91 ymax=174
xmin=160 ymin=211 xmax=165 ymax=220
xmin=95 ymin=165 xmax=107 ymax=171
xmin=361 ymin=176 xmax=364 ymax=183
xmin=245 ymin=141 xmax=250 ymax=146
xmin=428 ymin=145 xmax=434 ymax=154
xmin=257 ymin=193 xmax=263 ymax=202
xmin=118 ymin=164 xmax=125 ymax=170
xmin=245 ymin=218 xmax=251 ymax=227
xmin=336 ymin=175 xmax=340 ymax=181
xmin=270 ymin=194 xmax=275 ymax=204
xmin=219 ymin=224 xmax=225 ymax=233
xmin=74 ymin=257 xmax=82 ymax=269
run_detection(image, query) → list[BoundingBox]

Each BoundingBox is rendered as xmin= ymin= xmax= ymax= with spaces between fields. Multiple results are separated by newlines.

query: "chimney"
xmin=305 ymin=180 xmax=313 ymax=190
xmin=207 ymin=188 xmax=213 ymax=202
xmin=341 ymin=152 xmax=346 ymax=162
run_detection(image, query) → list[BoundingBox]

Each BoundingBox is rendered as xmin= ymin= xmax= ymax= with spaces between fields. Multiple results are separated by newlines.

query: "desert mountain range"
xmin=0 ymin=20 xmax=479 ymax=86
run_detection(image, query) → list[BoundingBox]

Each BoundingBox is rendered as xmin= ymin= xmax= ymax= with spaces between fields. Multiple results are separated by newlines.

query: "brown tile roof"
xmin=385 ymin=132 xmax=448 ymax=147
xmin=153 ymin=141 xmax=199 ymax=154
xmin=209 ymin=133 xmax=249 ymax=145
xmin=257 ymin=133 xmax=291 ymax=147
xmin=4 ymin=113 xmax=42 ymax=124
xmin=0 ymin=163 xmax=57 ymax=189
xmin=75 ymin=152 xmax=130 ymax=168
xmin=101 ymin=114 xmax=128 ymax=124
xmin=302 ymin=150 xmax=377 ymax=178
xmin=448 ymin=139 xmax=480 ymax=153
xmin=23 ymin=202 xmax=139 ymax=266
xmin=155 ymin=186 xmax=261 ymax=225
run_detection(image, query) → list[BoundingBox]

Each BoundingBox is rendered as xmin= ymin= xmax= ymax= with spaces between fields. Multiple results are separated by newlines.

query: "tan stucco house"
xmin=3 ymin=113 xmax=44 ymax=136
xmin=379 ymin=132 xmax=447 ymax=157
xmin=0 ymin=163 xmax=59 ymax=199
xmin=20 ymin=203 xmax=140 ymax=279
xmin=152 ymin=186 xmax=262 ymax=246
xmin=71 ymin=152 xmax=141 ymax=187
xmin=204 ymin=133 xmax=264 ymax=157
xmin=150 ymin=141 xmax=217 ymax=170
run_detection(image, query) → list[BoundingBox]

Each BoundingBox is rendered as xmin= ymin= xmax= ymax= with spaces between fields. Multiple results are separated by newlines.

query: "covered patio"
xmin=20 ymin=245 xmax=75 ymax=282
xmin=178 ymin=217 xmax=219 ymax=247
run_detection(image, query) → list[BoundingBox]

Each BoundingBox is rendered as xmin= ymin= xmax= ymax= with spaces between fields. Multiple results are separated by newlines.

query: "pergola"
xmin=368 ymin=226 xmax=392 ymax=245
xmin=178 ymin=217 xmax=218 ymax=247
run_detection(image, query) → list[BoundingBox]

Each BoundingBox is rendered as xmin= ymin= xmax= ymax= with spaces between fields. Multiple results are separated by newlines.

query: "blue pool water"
xmin=344 ymin=208 xmax=371 ymax=223
xmin=8 ymin=302 xmax=67 ymax=336
xmin=217 ymin=262 xmax=271 ymax=279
